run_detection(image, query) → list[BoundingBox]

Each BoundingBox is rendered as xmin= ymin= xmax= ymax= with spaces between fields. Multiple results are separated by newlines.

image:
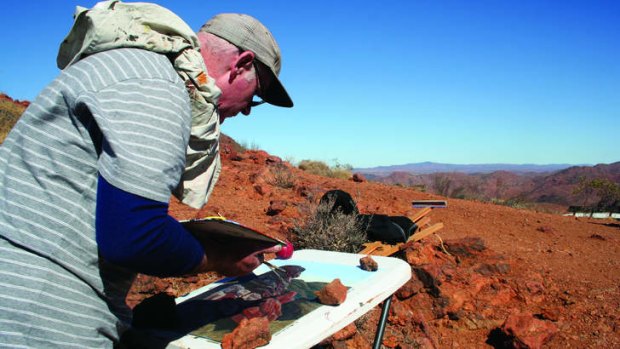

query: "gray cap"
xmin=201 ymin=13 xmax=293 ymax=108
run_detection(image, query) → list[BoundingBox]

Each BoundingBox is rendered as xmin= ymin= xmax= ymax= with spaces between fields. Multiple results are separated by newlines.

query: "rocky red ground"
xmin=128 ymin=138 xmax=620 ymax=348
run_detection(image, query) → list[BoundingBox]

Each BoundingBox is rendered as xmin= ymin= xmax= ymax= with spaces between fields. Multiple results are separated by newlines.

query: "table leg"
xmin=372 ymin=295 xmax=393 ymax=349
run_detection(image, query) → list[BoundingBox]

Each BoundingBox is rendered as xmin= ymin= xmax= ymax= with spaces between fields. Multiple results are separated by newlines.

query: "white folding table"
xmin=137 ymin=249 xmax=411 ymax=349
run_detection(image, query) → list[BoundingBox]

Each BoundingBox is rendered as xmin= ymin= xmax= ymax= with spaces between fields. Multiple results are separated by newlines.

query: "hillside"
xmin=2 ymin=94 xmax=618 ymax=347
xmin=0 ymin=92 xmax=28 ymax=143
xmin=128 ymin=136 xmax=620 ymax=348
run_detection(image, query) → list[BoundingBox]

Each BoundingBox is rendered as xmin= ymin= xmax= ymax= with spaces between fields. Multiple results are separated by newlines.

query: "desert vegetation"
xmin=291 ymin=196 xmax=367 ymax=253
xmin=0 ymin=93 xmax=26 ymax=143
xmin=267 ymin=163 xmax=296 ymax=189
xmin=297 ymin=159 xmax=352 ymax=180
xmin=572 ymin=176 xmax=620 ymax=212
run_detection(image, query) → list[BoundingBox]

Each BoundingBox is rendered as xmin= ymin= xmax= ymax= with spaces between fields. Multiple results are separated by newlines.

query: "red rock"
xmin=444 ymin=237 xmax=486 ymax=257
xmin=403 ymin=241 xmax=439 ymax=266
xmin=475 ymin=262 xmax=511 ymax=276
xmin=266 ymin=200 xmax=287 ymax=216
xmin=444 ymin=288 xmax=471 ymax=315
xmin=396 ymin=278 xmax=424 ymax=299
xmin=535 ymin=225 xmax=555 ymax=234
xmin=330 ymin=332 xmax=370 ymax=349
xmin=388 ymin=300 xmax=413 ymax=326
xmin=247 ymin=150 xmax=270 ymax=164
xmin=331 ymin=323 xmax=357 ymax=341
xmin=248 ymin=168 xmax=270 ymax=184
xmin=488 ymin=287 xmax=516 ymax=307
xmin=221 ymin=317 xmax=272 ymax=349
xmin=539 ymin=306 xmax=563 ymax=322
xmin=343 ymin=333 xmax=371 ymax=349
xmin=382 ymin=334 xmax=399 ymax=348
xmin=315 ymin=278 xmax=347 ymax=305
xmin=359 ymin=255 xmax=378 ymax=271
xmin=266 ymin=155 xmax=283 ymax=165
xmin=351 ymin=173 xmax=366 ymax=182
xmin=498 ymin=312 xmax=558 ymax=349
xmin=253 ymin=184 xmax=271 ymax=196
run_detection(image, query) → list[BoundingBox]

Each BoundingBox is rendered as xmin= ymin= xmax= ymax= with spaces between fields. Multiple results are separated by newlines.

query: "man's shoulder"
xmin=69 ymin=48 xmax=180 ymax=85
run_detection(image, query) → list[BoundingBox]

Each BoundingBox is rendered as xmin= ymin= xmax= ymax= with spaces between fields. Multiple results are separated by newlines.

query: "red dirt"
xmin=128 ymin=140 xmax=620 ymax=348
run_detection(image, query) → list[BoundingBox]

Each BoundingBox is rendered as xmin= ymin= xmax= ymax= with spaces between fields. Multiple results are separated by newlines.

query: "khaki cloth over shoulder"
xmin=58 ymin=0 xmax=221 ymax=208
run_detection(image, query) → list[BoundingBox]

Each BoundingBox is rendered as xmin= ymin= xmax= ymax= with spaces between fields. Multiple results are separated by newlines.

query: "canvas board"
xmin=181 ymin=217 xmax=286 ymax=245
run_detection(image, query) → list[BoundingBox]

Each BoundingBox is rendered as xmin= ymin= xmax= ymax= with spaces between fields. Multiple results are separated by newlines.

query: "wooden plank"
xmin=415 ymin=216 xmax=431 ymax=229
xmin=359 ymin=219 xmax=445 ymax=256
xmin=369 ymin=244 xmax=401 ymax=257
xmin=410 ymin=207 xmax=432 ymax=223
xmin=359 ymin=241 xmax=383 ymax=255
xmin=409 ymin=222 xmax=444 ymax=242
xmin=360 ymin=241 xmax=402 ymax=256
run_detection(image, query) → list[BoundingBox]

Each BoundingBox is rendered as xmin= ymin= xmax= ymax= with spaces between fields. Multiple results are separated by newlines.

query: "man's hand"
xmin=192 ymin=236 xmax=282 ymax=276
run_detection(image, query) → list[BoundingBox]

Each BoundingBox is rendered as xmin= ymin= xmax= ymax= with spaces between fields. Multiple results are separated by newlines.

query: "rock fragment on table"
xmin=359 ymin=255 xmax=378 ymax=271
xmin=315 ymin=278 xmax=347 ymax=305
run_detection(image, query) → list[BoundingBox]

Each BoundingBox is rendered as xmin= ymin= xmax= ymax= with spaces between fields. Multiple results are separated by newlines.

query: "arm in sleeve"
xmin=95 ymin=174 xmax=204 ymax=277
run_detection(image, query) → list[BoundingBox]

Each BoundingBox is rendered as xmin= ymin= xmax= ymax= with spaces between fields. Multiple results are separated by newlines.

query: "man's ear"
xmin=229 ymin=51 xmax=255 ymax=82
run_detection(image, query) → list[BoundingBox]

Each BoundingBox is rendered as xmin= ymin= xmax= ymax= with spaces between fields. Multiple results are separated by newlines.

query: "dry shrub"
xmin=329 ymin=168 xmax=352 ymax=180
xmin=292 ymin=197 xmax=367 ymax=253
xmin=0 ymin=98 xmax=25 ymax=143
xmin=298 ymin=160 xmax=353 ymax=180
xmin=298 ymin=160 xmax=331 ymax=177
xmin=269 ymin=163 xmax=296 ymax=189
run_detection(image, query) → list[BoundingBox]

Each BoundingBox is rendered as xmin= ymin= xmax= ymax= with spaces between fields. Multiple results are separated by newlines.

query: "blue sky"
xmin=1 ymin=1 xmax=618 ymax=168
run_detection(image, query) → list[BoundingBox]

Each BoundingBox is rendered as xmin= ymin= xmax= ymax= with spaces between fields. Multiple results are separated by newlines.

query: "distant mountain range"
xmin=355 ymin=161 xmax=581 ymax=175
xmin=356 ymin=161 xmax=620 ymax=211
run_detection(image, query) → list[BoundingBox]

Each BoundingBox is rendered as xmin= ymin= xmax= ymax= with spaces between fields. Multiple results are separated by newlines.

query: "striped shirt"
xmin=0 ymin=48 xmax=191 ymax=348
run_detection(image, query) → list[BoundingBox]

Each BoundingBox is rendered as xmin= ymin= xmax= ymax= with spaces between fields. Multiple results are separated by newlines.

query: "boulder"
xmin=494 ymin=312 xmax=558 ymax=349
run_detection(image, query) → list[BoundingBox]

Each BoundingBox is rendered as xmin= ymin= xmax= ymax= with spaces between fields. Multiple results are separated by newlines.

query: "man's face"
xmin=216 ymin=63 xmax=263 ymax=123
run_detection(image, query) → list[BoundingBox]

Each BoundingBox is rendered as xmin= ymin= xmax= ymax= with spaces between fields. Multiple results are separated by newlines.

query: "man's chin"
xmin=219 ymin=114 xmax=234 ymax=124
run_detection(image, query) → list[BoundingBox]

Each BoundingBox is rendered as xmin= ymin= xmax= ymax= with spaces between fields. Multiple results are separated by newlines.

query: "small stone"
xmin=360 ymin=255 xmax=378 ymax=271
xmin=266 ymin=200 xmax=287 ymax=216
xmin=351 ymin=173 xmax=366 ymax=182
xmin=536 ymin=225 xmax=556 ymax=234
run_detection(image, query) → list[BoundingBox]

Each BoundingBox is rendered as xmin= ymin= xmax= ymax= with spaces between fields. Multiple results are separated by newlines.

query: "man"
xmin=0 ymin=1 xmax=293 ymax=348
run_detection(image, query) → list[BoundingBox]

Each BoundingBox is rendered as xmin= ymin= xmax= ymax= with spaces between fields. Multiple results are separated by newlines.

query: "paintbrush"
xmin=263 ymin=260 xmax=289 ymax=285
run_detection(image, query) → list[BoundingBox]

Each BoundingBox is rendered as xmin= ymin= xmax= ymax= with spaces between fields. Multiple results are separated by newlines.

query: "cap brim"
xmin=256 ymin=60 xmax=293 ymax=108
